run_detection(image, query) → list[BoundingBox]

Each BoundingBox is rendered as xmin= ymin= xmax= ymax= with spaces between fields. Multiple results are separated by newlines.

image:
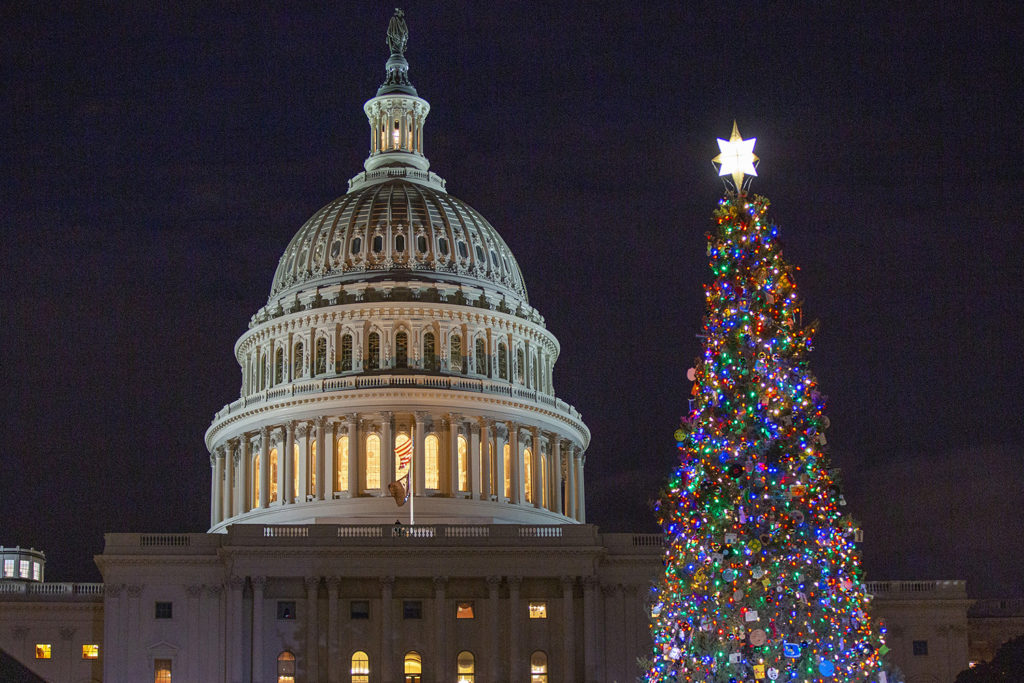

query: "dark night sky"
xmin=2 ymin=3 xmax=1022 ymax=596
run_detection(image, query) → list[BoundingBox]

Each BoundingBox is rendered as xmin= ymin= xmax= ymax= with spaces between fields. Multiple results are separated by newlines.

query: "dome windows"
xmin=475 ymin=245 xmax=485 ymax=262
xmin=395 ymin=331 xmax=409 ymax=368
xmin=339 ymin=334 xmax=353 ymax=372
xmin=474 ymin=338 xmax=487 ymax=375
xmin=372 ymin=235 xmax=384 ymax=253
xmin=457 ymin=240 xmax=469 ymax=259
xmin=450 ymin=334 xmax=462 ymax=373
xmin=293 ymin=342 xmax=305 ymax=378
xmin=367 ymin=332 xmax=381 ymax=370
xmin=416 ymin=235 xmax=428 ymax=253
xmin=315 ymin=337 xmax=327 ymax=375
xmin=395 ymin=234 xmax=406 ymax=253
xmin=423 ymin=332 xmax=438 ymax=371
xmin=351 ymin=237 xmax=363 ymax=255
xmin=497 ymin=343 xmax=508 ymax=380
xmin=437 ymin=236 xmax=449 ymax=257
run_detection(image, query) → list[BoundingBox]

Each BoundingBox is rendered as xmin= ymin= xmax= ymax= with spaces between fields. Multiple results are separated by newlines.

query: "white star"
xmin=713 ymin=121 xmax=758 ymax=191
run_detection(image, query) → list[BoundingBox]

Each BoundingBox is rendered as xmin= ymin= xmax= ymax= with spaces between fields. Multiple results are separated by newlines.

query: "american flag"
xmin=395 ymin=435 xmax=413 ymax=471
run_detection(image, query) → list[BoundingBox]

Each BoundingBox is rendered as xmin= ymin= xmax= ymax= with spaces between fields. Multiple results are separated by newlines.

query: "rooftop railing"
xmin=0 ymin=581 xmax=104 ymax=600
xmin=865 ymin=580 xmax=967 ymax=597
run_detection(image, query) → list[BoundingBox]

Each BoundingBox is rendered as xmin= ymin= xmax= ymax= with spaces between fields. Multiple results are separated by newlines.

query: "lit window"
xmin=503 ymin=444 xmax=512 ymax=498
xmin=423 ymin=332 xmax=437 ymax=371
xmin=309 ymin=440 xmax=317 ymax=493
xmin=82 ymin=644 xmax=100 ymax=659
xmin=456 ymin=650 xmax=475 ymax=682
xmin=404 ymin=651 xmax=422 ymax=677
xmin=293 ymin=443 xmax=300 ymax=501
xmin=425 ymin=434 xmax=440 ymax=489
xmin=252 ymin=453 xmax=261 ymax=508
xmin=540 ymin=453 xmax=548 ymax=507
xmin=517 ymin=348 xmax=525 ymax=382
xmin=275 ymin=348 xmax=284 ymax=384
xmin=458 ymin=435 xmax=469 ymax=491
xmin=913 ymin=640 xmax=928 ymax=656
xmin=350 ymin=600 xmax=369 ymax=620
xmin=365 ymin=434 xmax=381 ymax=489
xmin=35 ymin=644 xmax=51 ymax=659
xmin=3 ymin=559 xmax=13 ymax=577
xmin=315 ymin=337 xmax=327 ymax=375
xmin=456 ymin=601 xmax=475 ymax=619
xmin=530 ymin=650 xmax=548 ymax=682
xmin=498 ymin=343 xmax=508 ymax=379
xmin=270 ymin=448 xmax=279 ymax=500
xmin=154 ymin=658 xmax=172 ymax=683
xmin=529 ymin=601 xmax=547 ymax=619
xmin=524 ymin=448 xmax=533 ymax=503
xmin=293 ymin=342 xmax=304 ymax=378
xmin=337 ymin=437 xmax=349 ymax=491
xmin=395 ymin=234 xmax=406 ymax=252
xmin=277 ymin=601 xmax=296 ymax=620
xmin=277 ymin=651 xmax=296 ymax=682
xmin=19 ymin=560 xmax=30 ymax=578
xmin=32 ymin=562 xmax=40 ymax=581
xmin=351 ymin=650 xmax=370 ymax=682
xmin=155 ymin=601 xmax=173 ymax=619
xmin=403 ymin=600 xmax=422 ymax=619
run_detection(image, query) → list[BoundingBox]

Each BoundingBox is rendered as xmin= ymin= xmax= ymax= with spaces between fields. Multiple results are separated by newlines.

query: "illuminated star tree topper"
xmin=712 ymin=121 xmax=759 ymax=192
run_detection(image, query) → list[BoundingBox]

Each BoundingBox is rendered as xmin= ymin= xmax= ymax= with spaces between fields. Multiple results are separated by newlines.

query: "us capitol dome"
xmin=204 ymin=15 xmax=590 ymax=530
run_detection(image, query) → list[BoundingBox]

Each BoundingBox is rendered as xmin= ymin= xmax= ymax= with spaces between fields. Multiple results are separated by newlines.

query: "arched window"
xmin=530 ymin=651 xmax=548 ymax=682
xmin=395 ymin=434 xmax=412 ymax=480
xmin=423 ymin=332 xmax=437 ymax=371
xmin=456 ymin=650 xmax=475 ymax=682
xmin=351 ymin=650 xmax=369 ymax=683
xmin=270 ymin=448 xmax=279 ymax=501
xmin=524 ymin=447 xmax=533 ymax=503
xmin=450 ymin=334 xmax=463 ymax=373
xmin=365 ymin=434 xmax=381 ymax=489
xmin=395 ymin=331 xmax=409 ymax=368
xmin=367 ymin=332 xmax=380 ymax=370
xmin=395 ymin=234 xmax=406 ymax=252
xmin=340 ymin=334 xmax=353 ymax=372
xmin=372 ymin=234 xmax=384 ymax=253
xmin=425 ymin=434 xmax=440 ymax=489
xmin=457 ymin=434 xmax=469 ymax=492
xmin=252 ymin=454 xmax=260 ymax=509
xmin=275 ymin=347 xmax=284 ymax=384
xmin=438 ymin=236 xmax=449 ymax=257
xmin=293 ymin=443 xmax=300 ymax=501
xmin=475 ymin=338 xmax=487 ymax=375
xmin=293 ymin=342 xmax=304 ymax=379
xmin=315 ymin=337 xmax=327 ymax=375
xmin=416 ymin=235 xmax=428 ymax=253
xmin=310 ymin=440 xmax=317 ymax=494
xmin=259 ymin=351 xmax=267 ymax=389
xmin=351 ymin=237 xmax=363 ymax=255
xmin=403 ymin=651 xmax=422 ymax=683
xmin=517 ymin=348 xmax=525 ymax=383
xmin=498 ymin=343 xmax=508 ymax=379
xmin=503 ymin=443 xmax=512 ymax=499
xmin=277 ymin=651 xmax=296 ymax=683
xmin=337 ymin=436 xmax=349 ymax=492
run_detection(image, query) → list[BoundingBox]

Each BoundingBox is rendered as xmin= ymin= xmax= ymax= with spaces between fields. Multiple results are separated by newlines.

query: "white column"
xmin=447 ymin=414 xmax=460 ymax=495
xmin=327 ymin=577 xmax=341 ymax=683
xmin=320 ymin=417 xmax=332 ymax=500
xmin=305 ymin=576 xmax=320 ymax=681
xmin=252 ymin=576 xmax=266 ymax=682
xmin=187 ymin=584 xmax=202 ymax=680
xmin=414 ymin=412 xmax=427 ymax=495
xmin=297 ymin=423 xmax=310 ymax=501
xmin=561 ymin=576 xmax=576 ymax=683
xmin=228 ymin=576 xmax=245 ymax=683
xmin=211 ymin=452 xmax=222 ymax=527
xmin=347 ymin=414 xmax=359 ymax=497
xmin=578 ymin=451 xmax=587 ymax=523
xmin=469 ymin=419 xmax=481 ymax=500
xmin=283 ymin=422 xmax=296 ymax=504
xmin=235 ymin=439 xmax=247 ymax=516
xmin=479 ymin=419 xmax=492 ymax=500
xmin=258 ymin=428 xmax=270 ymax=509
xmin=566 ymin=444 xmax=577 ymax=520
xmin=380 ymin=411 xmax=394 ymax=491
xmin=530 ymin=427 xmax=541 ymax=508
xmin=553 ymin=437 xmax=564 ymax=516
xmin=223 ymin=442 xmax=234 ymax=520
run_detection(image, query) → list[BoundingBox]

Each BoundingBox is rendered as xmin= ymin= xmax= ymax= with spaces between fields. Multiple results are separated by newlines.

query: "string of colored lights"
xmin=646 ymin=193 xmax=889 ymax=682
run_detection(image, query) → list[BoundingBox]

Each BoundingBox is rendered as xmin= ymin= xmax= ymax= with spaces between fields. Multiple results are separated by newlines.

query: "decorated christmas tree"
xmin=646 ymin=124 xmax=889 ymax=682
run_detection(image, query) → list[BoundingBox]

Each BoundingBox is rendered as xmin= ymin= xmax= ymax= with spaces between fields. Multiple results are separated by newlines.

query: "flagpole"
xmin=409 ymin=444 xmax=415 ymax=526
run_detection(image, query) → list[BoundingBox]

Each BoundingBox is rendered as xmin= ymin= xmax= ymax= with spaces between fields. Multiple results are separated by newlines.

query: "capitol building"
xmin=0 ymin=12 xmax=661 ymax=683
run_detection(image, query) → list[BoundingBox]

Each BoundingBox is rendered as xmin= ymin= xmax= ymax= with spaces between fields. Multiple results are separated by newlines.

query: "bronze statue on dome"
xmin=387 ymin=9 xmax=408 ymax=56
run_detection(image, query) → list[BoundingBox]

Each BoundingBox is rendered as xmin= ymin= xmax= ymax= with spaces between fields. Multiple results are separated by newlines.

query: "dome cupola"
xmin=206 ymin=10 xmax=589 ymax=531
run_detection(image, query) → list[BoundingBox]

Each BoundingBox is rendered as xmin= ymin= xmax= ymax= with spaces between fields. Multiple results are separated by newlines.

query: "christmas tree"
xmin=646 ymin=124 xmax=888 ymax=682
